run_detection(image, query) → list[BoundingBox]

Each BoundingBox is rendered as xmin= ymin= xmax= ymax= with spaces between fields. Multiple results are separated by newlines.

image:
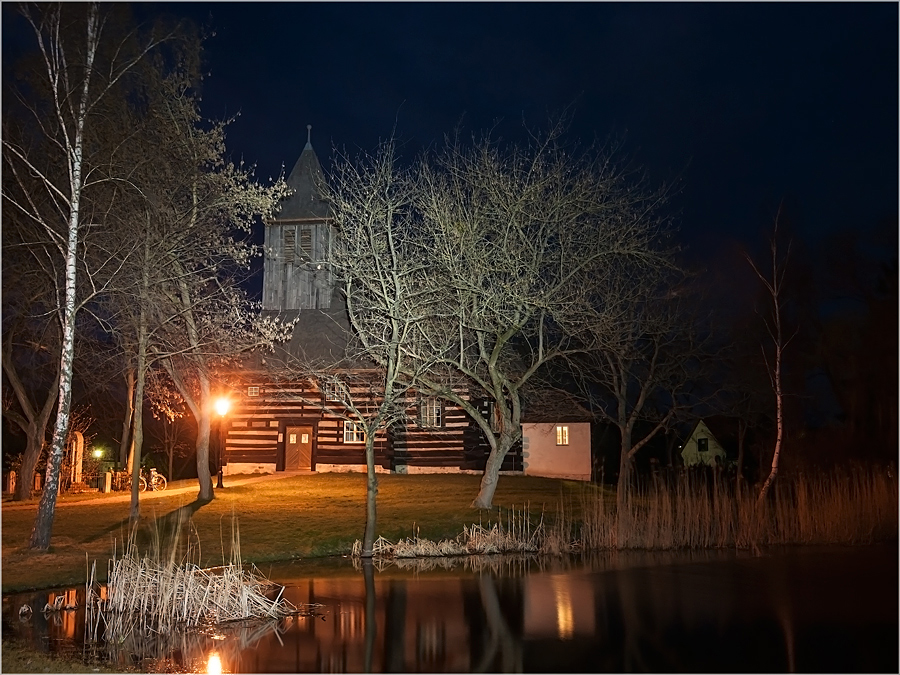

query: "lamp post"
xmin=214 ymin=397 xmax=230 ymax=489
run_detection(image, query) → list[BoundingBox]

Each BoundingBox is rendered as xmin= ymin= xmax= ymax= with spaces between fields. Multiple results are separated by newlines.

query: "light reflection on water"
xmin=2 ymin=545 xmax=897 ymax=673
xmin=207 ymin=651 xmax=222 ymax=675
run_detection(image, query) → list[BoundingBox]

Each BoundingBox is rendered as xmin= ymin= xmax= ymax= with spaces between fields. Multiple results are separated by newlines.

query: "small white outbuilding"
xmin=521 ymin=393 xmax=592 ymax=481
xmin=680 ymin=419 xmax=727 ymax=468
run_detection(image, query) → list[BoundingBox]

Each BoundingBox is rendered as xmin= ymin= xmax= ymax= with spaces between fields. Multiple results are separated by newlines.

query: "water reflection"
xmin=3 ymin=545 xmax=897 ymax=673
xmin=207 ymin=651 xmax=223 ymax=675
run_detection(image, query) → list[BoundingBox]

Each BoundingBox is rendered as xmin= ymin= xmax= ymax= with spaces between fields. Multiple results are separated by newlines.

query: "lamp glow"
xmin=215 ymin=397 xmax=230 ymax=417
xmin=206 ymin=651 xmax=222 ymax=675
xmin=92 ymin=449 xmax=104 ymax=459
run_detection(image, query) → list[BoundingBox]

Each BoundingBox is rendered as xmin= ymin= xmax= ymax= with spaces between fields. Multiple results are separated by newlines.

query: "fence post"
xmin=5 ymin=471 xmax=15 ymax=494
xmin=33 ymin=473 xmax=42 ymax=492
xmin=102 ymin=472 xmax=112 ymax=493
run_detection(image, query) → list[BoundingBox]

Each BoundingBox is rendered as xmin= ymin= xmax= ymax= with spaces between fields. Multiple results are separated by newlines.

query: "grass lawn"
xmin=2 ymin=473 xmax=605 ymax=592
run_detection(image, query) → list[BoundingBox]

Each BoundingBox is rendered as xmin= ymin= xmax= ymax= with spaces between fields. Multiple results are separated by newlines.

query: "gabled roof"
xmin=276 ymin=126 xmax=330 ymax=221
xmin=683 ymin=417 xmax=738 ymax=456
xmin=521 ymin=389 xmax=593 ymax=423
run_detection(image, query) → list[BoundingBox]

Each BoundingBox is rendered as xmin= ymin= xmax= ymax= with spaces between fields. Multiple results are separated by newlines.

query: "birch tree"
xmin=746 ymin=216 xmax=796 ymax=504
xmin=2 ymin=3 xmax=170 ymax=548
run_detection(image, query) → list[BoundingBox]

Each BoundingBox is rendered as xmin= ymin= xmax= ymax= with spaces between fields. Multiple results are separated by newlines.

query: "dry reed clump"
xmin=351 ymin=505 xmax=544 ymax=559
xmin=85 ymin=514 xmax=301 ymax=649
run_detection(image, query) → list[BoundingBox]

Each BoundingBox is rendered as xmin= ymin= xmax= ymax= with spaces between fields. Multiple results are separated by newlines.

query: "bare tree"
xmin=572 ymin=270 xmax=714 ymax=505
xmin=1 ymin=249 xmax=61 ymax=500
xmin=410 ymin=125 xmax=673 ymax=508
xmin=745 ymin=214 xmax=796 ymax=504
xmin=97 ymin=52 xmax=290 ymax=509
xmin=145 ymin=377 xmax=191 ymax=484
xmin=278 ymin=139 xmax=437 ymax=556
xmin=2 ymin=3 xmax=171 ymax=548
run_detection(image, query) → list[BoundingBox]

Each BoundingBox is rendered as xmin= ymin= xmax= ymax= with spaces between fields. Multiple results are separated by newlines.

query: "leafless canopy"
xmin=323 ymin=122 xmax=677 ymax=507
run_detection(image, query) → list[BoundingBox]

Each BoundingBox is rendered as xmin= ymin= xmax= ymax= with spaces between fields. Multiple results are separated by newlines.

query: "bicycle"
xmin=142 ymin=468 xmax=167 ymax=492
xmin=113 ymin=468 xmax=167 ymax=492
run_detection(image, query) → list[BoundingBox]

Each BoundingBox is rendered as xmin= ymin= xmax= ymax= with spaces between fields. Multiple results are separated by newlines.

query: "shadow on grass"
xmin=82 ymin=498 xmax=213 ymax=555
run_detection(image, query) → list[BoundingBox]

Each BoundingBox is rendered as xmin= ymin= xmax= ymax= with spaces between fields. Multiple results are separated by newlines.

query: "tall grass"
xmin=572 ymin=464 xmax=898 ymax=551
xmin=351 ymin=465 xmax=896 ymax=562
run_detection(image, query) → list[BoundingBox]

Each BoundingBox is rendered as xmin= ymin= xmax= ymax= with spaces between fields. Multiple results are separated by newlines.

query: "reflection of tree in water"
xmin=382 ymin=578 xmax=407 ymax=672
xmin=473 ymin=574 xmax=522 ymax=672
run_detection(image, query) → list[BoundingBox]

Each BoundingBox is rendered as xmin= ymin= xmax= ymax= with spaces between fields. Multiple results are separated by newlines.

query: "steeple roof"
xmin=276 ymin=124 xmax=329 ymax=220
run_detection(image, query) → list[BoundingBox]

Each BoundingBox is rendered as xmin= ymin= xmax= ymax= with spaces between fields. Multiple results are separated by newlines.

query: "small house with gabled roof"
xmin=521 ymin=391 xmax=592 ymax=481
xmin=680 ymin=419 xmax=728 ymax=468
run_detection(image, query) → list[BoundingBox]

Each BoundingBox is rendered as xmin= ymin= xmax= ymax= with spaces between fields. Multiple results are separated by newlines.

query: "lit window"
xmin=323 ymin=380 xmax=349 ymax=402
xmin=698 ymin=438 xmax=709 ymax=452
xmin=247 ymin=386 xmax=259 ymax=397
xmin=343 ymin=421 xmax=365 ymax=444
xmin=556 ymin=425 xmax=569 ymax=446
xmin=420 ymin=397 xmax=442 ymax=428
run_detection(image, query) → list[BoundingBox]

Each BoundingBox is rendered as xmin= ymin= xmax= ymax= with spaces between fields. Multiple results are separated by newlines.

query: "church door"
xmin=285 ymin=426 xmax=313 ymax=470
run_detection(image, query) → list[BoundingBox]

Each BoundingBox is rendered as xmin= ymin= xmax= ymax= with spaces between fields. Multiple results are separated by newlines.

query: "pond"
xmin=3 ymin=544 xmax=897 ymax=673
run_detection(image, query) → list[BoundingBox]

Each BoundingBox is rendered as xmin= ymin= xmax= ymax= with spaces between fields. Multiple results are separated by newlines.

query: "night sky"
xmin=130 ymin=2 xmax=898 ymax=262
xmin=3 ymin=3 xmax=897 ymax=256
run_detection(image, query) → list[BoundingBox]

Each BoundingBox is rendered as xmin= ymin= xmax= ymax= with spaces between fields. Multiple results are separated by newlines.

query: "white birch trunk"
xmin=30 ymin=5 xmax=99 ymax=550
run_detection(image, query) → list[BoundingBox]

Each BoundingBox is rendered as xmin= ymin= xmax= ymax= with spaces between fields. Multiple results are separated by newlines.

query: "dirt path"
xmin=1 ymin=471 xmax=306 ymax=511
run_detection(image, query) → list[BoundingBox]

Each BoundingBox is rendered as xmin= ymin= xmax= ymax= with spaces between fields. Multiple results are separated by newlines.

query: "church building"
xmin=221 ymin=128 xmax=512 ymax=476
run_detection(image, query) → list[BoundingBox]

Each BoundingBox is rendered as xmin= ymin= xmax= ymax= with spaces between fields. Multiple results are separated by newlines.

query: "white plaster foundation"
xmin=223 ymin=463 xmax=276 ymax=476
xmin=224 ymin=463 xmax=525 ymax=476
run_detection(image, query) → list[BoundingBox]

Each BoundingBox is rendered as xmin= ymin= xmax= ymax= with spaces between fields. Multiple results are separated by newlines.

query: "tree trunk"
xmin=168 ymin=440 xmax=174 ymax=484
xmin=361 ymin=435 xmax=379 ymax=557
xmin=194 ymin=409 xmax=214 ymax=500
xmin=3 ymin=337 xmax=60 ymax=502
xmin=30 ymin=222 xmax=79 ymax=550
xmin=736 ymin=418 xmax=748 ymax=487
xmin=130 ymin=348 xmax=147 ymax=522
xmin=616 ymin=437 xmax=635 ymax=514
xmin=757 ymin=340 xmax=784 ymax=505
xmin=752 ymin=224 xmax=790 ymax=506
xmin=28 ymin=2 xmax=99 ymax=552
xmin=16 ymin=435 xmax=42 ymax=501
xmin=119 ymin=367 xmax=135 ymax=469
xmin=194 ymin=374 xmax=214 ymax=501
xmin=129 ymin=234 xmax=152 ymax=522
xmin=472 ymin=432 xmax=515 ymax=509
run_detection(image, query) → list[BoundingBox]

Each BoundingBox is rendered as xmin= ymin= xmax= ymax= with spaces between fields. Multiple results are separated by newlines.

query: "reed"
xmin=347 ymin=464 xmax=895 ymax=560
xmin=569 ymin=463 xmax=898 ymax=551
xmin=84 ymin=513 xmax=302 ymax=653
xmin=351 ymin=504 xmax=544 ymax=559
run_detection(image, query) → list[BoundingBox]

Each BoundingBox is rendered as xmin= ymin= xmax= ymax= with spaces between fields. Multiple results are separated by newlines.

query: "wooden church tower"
xmin=262 ymin=125 xmax=334 ymax=311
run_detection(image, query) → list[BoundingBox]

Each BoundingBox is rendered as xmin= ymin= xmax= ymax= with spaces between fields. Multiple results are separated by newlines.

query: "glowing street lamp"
xmin=214 ymin=397 xmax=230 ymax=489
xmin=215 ymin=397 xmax=231 ymax=418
